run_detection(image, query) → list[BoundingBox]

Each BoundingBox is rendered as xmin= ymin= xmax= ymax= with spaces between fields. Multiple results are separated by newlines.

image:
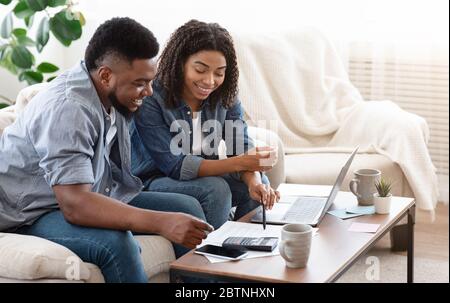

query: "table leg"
xmin=407 ymin=205 xmax=415 ymax=283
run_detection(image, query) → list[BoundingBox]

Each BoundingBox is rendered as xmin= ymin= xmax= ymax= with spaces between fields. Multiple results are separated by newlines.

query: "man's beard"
xmin=108 ymin=91 xmax=133 ymax=120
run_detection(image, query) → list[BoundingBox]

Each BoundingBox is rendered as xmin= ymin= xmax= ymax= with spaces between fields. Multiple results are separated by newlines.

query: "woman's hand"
xmin=235 ymin=146 xmax=278 ymax=172
xmin=248 ymin=183 xmax=280 ymax=210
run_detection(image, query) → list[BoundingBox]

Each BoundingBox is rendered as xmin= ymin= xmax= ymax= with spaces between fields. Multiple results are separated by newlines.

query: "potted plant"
xmin=374 ymin=178 xmax=393 ymax=214
xmin=1 ymin=0 xmax=85 ymax=108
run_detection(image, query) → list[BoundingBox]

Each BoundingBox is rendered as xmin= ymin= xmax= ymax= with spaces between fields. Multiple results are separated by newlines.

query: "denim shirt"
xmin=131 ymin=81 xmax=254 ymax=184
xmin=0 ymin=62 xmax=143 ymax=231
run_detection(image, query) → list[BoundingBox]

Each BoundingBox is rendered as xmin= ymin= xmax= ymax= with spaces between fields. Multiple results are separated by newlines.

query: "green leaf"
xmin=0 ymin=0 xmax=13 ymax=5
xmin=48 ymin=0 xmax=66 ymax=7
xmin=78 ymin=12 xmax=85 ymax=26
xmin=13 ymin=1 xmax=35 ymax=19
xmin=36 ymin=16 xmax=49 ymax=50
xmin=0 ymin=103 xmax=10 ymax=109
xmin=37 ymin=62 xmax=58 ymax=73
xmin=25 ymin=0 xmax=48 ymax=12
xmin=1 ymin=13 xmax=13 ymax=39
xmin=46 ymin=75 xmax=56 ymax=82
xmin=0 ymin=48 xmax=19 ymax=74
xmin=49 ymin=10 xmax=82 ymax=46
xmin=20 ymin=70 xmax=44 ymax=84
xmin=17 ymin=35 xmax=35 ymax=46
xmin=24 ymin=14 xmax=34 ymax=28
xmin=11 ymin=45 xmax=33 ymax=68
xmin=12 ymin=28 xmax=27 ymax=37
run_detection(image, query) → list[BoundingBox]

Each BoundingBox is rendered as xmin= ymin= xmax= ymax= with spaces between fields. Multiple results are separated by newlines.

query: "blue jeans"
xmin=147 ymin=174 xmax=269 ymax=229
xmin=16 ymin=191 xmax=206 ymax=283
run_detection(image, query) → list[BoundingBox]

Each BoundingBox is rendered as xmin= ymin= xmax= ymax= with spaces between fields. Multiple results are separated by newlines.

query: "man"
xmin=0 ymin=17 xmax=212 ymax=283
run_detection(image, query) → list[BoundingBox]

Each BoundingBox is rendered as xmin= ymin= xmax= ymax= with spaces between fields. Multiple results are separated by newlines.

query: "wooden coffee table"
xmin=170 ymin=185 xmax=415 ymax=283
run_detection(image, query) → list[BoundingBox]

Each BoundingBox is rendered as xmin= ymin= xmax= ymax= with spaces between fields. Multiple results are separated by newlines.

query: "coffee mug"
xmin=279 ymin=223 xmax=312 ymax=268
xmin=349 ymin=169 xmax=381 ymax=206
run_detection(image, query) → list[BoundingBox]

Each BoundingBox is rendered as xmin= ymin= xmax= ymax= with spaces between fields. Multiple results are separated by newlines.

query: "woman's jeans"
xmin=16 ymin=191 xmax=206 ymax=283
xmin=147 ymin=174 xmax=269 ymax=229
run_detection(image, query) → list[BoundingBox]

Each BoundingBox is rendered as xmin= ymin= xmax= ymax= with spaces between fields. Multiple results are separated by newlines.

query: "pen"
xmin=262 ymin=201 xmax=266 ymax=230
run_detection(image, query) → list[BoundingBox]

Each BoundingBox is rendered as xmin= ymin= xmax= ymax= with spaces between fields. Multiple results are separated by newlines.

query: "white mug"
xmin=279 ymin=223 xmax=312 ymax=268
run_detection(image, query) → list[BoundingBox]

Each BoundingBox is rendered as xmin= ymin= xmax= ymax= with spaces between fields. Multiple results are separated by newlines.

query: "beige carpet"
xmin=336 ymin=248 xmax=449 ymax=283
xmin=337 ymin=203 xmax=449 ymax=283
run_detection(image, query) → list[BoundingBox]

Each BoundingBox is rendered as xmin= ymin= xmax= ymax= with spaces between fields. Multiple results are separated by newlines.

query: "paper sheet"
xmin=348 ymin=222 xmax=380 ymax=233
xmin=203 ymin=221 xmax=282 ymax=245
xmin=198 ymin=221 xmax=318 ymax=263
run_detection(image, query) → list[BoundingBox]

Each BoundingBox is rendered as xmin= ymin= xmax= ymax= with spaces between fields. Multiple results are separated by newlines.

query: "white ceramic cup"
xmin=278 ymin=223 xmax=313 ymax=268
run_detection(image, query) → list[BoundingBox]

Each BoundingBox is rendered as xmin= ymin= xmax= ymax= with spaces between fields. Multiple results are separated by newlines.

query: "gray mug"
xmin=349 ymin=169 xmax=381 ymax=206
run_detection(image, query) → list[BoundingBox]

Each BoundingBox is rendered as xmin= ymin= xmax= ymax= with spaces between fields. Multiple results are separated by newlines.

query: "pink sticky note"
xmin=348 ymin=222 xmax=380 ymax=233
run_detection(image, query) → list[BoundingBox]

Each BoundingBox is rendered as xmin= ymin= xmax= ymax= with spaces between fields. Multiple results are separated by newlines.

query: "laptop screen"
xmin=316 ymin=147 xmax=359 ymax=223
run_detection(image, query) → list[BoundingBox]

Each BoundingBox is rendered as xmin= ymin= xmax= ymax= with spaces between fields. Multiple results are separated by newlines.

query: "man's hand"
xmin=248 ymin=183 xmax=280 ymax=210
xmin=158 ymin=213 xmax=214 ymax=249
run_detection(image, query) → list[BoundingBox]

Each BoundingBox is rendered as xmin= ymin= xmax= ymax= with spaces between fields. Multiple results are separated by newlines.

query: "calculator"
xmin=222 ymin=237 xmax=278 ymax=252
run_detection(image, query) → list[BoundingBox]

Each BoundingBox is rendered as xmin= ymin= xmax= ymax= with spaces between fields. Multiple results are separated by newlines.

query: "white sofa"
xmin=232 ymin=29 xmax=416 ymax=199
xmin=0 ymin=84 xmax=285 ymax=283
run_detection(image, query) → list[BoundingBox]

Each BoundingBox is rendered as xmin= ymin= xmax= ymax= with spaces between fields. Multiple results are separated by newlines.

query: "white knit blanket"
xmin=233 ymin=28 xmax=438 ymax=211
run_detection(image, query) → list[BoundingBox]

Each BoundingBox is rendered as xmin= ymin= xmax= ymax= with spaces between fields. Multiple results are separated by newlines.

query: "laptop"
xmin=251 ymin=147 xmax=359 ymax=227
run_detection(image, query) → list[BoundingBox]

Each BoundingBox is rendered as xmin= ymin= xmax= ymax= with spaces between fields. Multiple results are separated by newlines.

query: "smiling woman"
xmin=182 ymin=50 xmax=227 ymax=111
xmin=130 ymin=19 xmax=280 ymax=232
xmin=156 ymin=19 xmax=239 ymax=110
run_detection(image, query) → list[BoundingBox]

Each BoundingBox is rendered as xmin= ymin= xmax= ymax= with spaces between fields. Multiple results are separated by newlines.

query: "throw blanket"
xmin=233 ymin=28 xmax=438 ymax=212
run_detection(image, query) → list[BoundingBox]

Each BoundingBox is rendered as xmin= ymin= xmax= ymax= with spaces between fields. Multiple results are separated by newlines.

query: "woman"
xmin=131 ymin=20 xmax=280 ymax=229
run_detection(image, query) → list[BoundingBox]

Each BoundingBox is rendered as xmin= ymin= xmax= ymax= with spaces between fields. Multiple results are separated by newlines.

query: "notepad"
xmin=346 ymin=205 xmax=375 ymax=215
xmin=327 ymin=209 xmax=365 ymax=219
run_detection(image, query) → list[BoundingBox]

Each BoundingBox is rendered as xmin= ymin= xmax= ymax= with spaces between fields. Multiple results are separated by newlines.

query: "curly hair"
xmin=156 ymin=19 xmax=239 ymax=109
xmin=85 ymin=17 xmax=159 ymax=71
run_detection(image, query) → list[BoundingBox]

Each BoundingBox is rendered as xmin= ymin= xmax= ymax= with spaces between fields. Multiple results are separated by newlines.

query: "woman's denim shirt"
xmin=130 ymin=81 xmax=254 ymax=184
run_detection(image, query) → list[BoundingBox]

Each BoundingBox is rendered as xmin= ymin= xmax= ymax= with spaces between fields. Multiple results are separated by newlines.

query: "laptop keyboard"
xmin=282 ymin=196 xmax=327 ymax=223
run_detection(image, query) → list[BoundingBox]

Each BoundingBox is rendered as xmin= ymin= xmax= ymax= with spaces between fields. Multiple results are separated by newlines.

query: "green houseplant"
xmin=374 ymin=178 xmax=393 ymax=214
xmin=0 ymin=0 xmax=84 ymax=106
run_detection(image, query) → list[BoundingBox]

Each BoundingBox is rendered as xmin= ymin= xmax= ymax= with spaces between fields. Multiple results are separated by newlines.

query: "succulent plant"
xmin=375 ymin=178 xmax=392 ymax=197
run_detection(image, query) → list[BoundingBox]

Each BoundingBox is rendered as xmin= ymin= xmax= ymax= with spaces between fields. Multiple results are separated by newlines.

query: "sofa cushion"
xmin=0 ymin=233 xmax=91 ymax=281
xmin=285 ymin=153 xmax=410 ymax=196
xmin=55 ymin=236 xmax=175 ymax=283
xmin=135 ymin=235 xmax=176 ymax=280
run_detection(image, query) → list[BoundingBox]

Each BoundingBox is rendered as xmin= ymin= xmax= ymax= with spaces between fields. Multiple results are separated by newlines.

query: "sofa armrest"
xmin=248 ymin=126 xmax=286 ymax=189
xmin=0 ymin=105 xmax=17 ymax=135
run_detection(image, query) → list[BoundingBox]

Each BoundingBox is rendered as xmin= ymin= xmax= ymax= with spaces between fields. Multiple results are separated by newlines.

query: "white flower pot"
xmin=373 ymin=194 xmax=392 ymax=214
